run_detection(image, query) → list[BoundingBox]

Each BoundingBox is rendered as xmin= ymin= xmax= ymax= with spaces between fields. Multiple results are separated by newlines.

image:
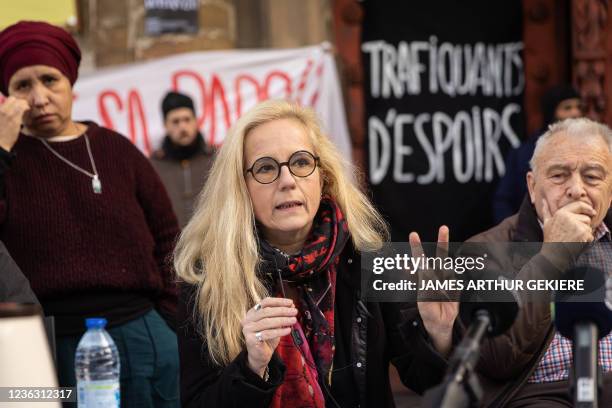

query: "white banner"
xmin=68 ymin=43 xmax=351 ymax=158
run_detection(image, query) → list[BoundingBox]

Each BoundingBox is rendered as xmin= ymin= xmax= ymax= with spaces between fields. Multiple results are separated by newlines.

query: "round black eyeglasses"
xmin=245 ymin=150 xmax=320 ymax=184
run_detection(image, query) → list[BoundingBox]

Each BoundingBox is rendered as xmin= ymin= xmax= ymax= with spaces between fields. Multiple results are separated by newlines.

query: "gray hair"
xmin=529 ymin=117 xmax=612 ymax=173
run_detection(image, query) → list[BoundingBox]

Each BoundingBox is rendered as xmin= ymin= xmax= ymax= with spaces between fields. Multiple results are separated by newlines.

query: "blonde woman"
xmin=175 ymin=100 xmax=457 ymax=407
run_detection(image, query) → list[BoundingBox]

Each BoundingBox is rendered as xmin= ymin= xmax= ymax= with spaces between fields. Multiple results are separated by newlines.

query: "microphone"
xmin=553 ymin=267 xmax=612 ymax=408
xmin=459 ymin=287 xmax=520 ymax=337
xmin=422 ymin=284 xmax=520 ymax=408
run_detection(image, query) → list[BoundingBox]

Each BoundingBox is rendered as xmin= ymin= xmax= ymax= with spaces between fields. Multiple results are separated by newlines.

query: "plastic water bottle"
xmin=75 ymin=318 xmax=120 ymax=407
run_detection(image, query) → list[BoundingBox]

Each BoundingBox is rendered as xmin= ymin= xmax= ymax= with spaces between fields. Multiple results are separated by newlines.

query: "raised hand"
xmin=0 ymin=97 xmax=29 ymax=152
xmin=409 ymin=225 xmax=458 ymax=356
xmin=242 ymin=297 xmax=297 ymax=377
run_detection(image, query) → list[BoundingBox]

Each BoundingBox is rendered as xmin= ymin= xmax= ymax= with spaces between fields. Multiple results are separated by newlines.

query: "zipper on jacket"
xmin=181 ymin=160 xmax=192 ymax=196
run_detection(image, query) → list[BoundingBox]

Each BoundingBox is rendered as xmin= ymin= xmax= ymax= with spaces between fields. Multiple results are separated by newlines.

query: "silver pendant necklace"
xmin=36 ymin=133 xmax=102 ymax=194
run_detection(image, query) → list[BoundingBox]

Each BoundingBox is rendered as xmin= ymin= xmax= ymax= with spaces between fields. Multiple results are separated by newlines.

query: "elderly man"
xmin=150 ymin=91 xmax=214 ymax=228
xmin=468 ymin=117 xmax=612 ymax=407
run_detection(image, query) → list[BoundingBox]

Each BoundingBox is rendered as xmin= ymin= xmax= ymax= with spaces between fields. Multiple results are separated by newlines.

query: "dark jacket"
xmin=468 ymin=198 xmax=612 ymax=407
xmin=0 ymin=241 xmax=38 ymax=304
xmin=178 ymin=245 xmax=450 ymax=408
xmin=493 ymin=85 xmax=581 ymax=224
xmin=150 ymin=134 xmax=214 ymax=228
xmin=492 ymin=136 xmax=537 ymax=223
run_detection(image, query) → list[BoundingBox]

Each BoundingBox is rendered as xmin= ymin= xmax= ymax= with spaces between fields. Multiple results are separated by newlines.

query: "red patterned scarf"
xmin=258 ymin=197 xmax=349 ymax=408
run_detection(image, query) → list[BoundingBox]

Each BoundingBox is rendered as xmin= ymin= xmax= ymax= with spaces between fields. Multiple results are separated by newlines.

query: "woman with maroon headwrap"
xmin=0 ymin=21 xmax=180 ymax=407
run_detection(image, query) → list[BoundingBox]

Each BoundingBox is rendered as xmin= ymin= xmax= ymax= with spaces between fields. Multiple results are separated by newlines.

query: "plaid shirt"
xmin=528 ymin=223 xmax=612 ymax=383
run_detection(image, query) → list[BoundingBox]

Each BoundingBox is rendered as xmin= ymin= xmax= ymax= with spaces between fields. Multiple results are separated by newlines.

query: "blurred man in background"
xmin=493 ymin=85 xmax=583 ymax=223
xmin=151 ymin=91 xmax=214 ymax=228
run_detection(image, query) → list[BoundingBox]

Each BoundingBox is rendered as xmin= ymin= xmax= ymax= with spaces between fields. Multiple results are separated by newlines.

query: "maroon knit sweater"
xmin=0 ymin=122 xmax=179 ymax=334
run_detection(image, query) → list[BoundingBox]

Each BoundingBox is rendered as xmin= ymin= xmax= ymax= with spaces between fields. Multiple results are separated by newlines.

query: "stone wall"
xmin=84 ymin=0 xmax=235 ymax=68
xmin=76 ymin=0 xmax=332 ymax=73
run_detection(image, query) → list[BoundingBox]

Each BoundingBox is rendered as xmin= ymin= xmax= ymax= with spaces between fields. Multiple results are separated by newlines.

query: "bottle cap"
xmin=85 ymin=317 xmax=107 ymax=329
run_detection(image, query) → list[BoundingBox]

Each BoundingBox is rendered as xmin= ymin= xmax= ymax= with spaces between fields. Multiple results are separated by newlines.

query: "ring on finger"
xmin=254 ymin=303 xmax=262 ymax=312
xmin=255 ymin=331 xmax=264 ymax=343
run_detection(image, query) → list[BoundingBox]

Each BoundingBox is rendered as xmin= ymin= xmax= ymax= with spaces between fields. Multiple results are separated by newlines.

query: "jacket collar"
xmin=156 ymin=132 xmax=210 ymax=161
xmin=514 ymin=196 xmax=612 ymax=242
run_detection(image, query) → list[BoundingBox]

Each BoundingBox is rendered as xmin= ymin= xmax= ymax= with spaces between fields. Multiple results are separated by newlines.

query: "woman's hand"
xmin=410 ymin=226 xmax=459 ymax=357
xmin=0 ymin=97 xmax=29 ymax=152
xmin=242 ymin=297 xmax=298 ymax=377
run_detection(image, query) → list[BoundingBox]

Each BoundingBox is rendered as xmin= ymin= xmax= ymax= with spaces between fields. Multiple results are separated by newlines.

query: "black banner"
xmin=361 ymin=1 xmax=525 ymax=242
xmin=145 ymin=0 xmax=199 ymax=36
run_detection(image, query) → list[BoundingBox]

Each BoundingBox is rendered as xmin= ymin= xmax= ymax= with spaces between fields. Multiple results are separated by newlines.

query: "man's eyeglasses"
xmin=245 ymin=150 xmax=320 ymax=184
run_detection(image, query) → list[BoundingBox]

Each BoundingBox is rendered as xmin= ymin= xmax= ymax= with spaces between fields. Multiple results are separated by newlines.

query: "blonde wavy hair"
xmin=174 ymin=99 xmax=389 ymax=366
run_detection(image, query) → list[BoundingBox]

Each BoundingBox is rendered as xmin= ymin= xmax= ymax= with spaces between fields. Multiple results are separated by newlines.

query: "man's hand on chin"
xmin=542 ymin=199 xmax=596 ymax=243
xmin=539 ymin=199 xmax=597 ymax=271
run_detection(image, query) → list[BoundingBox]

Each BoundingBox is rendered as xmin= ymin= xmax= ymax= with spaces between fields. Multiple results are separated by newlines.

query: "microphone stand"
xmin=571 ymin=321 xmax=601 ymax=408
xmin=422 ymin=310 xmax=489 ymax=408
